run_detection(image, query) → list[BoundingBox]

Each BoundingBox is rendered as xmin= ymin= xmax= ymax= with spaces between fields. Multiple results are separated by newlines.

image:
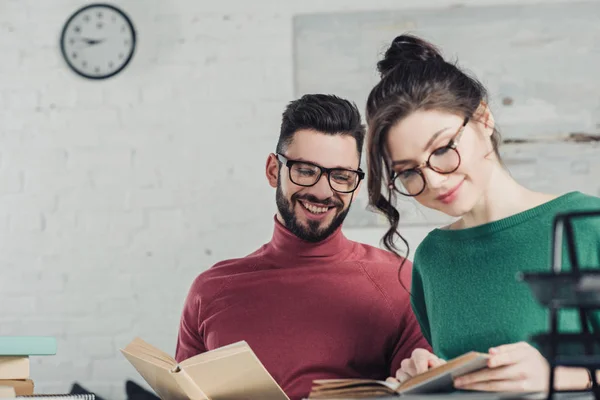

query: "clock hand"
xmin=78 ymin=37 xmax=106 ymax=46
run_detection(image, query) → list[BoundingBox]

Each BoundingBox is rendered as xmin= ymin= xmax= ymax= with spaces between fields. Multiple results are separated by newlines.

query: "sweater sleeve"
xmin=389 ymin=259 xmax=433 ymax=376
xmin=410 ymin=263 xmax=432 ymax=347
xmin=175 ymin=277 xmax=207 ymax=362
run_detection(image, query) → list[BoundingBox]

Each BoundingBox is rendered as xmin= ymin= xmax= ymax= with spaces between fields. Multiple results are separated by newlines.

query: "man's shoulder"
xmin=351 ymin=240 xmax=409 ymax=265
xmin=187 ymin=245 xmax=268 ymax=293
xmin=349 ymin=240 xmax=413 ymax=282
xmin=348 ymin=241 xmax=414 ymax=316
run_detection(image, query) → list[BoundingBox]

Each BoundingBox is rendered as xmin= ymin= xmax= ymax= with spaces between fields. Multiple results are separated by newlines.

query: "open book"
xmin=120 ymin=337 xmax=290 ymax=400
xmin=307 ymin=351 xmax=490 ymax=398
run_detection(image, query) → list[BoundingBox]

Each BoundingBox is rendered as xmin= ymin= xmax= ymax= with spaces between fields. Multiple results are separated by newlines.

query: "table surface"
xmin=303 ymin=392 xmax=599 ymax=400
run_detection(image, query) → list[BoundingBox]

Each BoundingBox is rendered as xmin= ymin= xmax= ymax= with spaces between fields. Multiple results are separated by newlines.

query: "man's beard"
xmin=275 ymin=179 xmax=352 ymax=243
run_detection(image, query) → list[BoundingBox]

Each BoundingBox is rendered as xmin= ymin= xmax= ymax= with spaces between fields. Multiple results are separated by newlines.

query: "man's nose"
xmin=308 ymin=173 xmax=334 ymax=199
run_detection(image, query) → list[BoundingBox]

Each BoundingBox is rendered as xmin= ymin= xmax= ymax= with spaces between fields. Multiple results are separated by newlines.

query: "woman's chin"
xmin=427 ymin=198 xmax=474 ymax=219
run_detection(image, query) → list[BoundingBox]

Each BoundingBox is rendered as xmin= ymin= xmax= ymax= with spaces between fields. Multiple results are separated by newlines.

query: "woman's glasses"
xmin=389 ymin=117 xmax=469 ymax=197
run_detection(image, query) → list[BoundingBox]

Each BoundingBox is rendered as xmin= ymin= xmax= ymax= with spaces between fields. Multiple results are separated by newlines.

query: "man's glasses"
xmin=276 ymin=153 xmax=364 ymax=194
xmin=389 ymin=117 xmax=469 ymax=197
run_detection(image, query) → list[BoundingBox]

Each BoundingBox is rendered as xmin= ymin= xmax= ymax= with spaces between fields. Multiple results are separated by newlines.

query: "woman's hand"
xmin=394 ymin=348 xmax=446 ymax=383
xmin=453 ymin=342 xmax=550 ymax=392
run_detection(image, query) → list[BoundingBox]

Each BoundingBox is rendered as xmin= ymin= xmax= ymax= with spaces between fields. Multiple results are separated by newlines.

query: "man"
xmin=175 ymin=94 xmax=430 ymax=400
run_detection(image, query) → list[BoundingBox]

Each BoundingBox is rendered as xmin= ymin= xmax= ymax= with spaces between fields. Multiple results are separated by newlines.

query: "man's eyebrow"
xmin=294 ymin=157 xmax=357 ymax=170
xmin=391 ymin=127 xmax=451 ymax=167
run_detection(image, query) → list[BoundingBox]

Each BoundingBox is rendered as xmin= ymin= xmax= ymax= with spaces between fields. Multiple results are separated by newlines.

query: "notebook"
xmin=0 ymin=393 xmax=94 ymax=400
xmin=14 ymin=395 xmax=95 ymax=400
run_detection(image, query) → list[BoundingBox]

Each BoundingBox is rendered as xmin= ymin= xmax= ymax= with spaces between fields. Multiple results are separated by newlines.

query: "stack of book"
xmin=0 ymin=337 xmax=57 ymax=397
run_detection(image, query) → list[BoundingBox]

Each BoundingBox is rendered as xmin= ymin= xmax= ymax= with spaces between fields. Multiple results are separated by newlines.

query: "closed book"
xmin=0 ymin=380 xmax=34 ymax=396
xmin=0 ymin=338 xmax=56 ymax=356
xmin=0 ymin=358 xmax=29 ymax=380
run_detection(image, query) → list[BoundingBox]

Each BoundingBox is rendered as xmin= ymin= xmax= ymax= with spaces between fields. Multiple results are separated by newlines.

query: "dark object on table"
xmin=125 ymin=380 xmax=159 ymax=400
xmin=518 ymin=210 xmax=600 ymax=400
xmin=69 ymin=383 xmax=105 ymax=400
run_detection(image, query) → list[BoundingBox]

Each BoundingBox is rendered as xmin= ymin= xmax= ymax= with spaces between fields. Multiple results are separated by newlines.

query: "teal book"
xmin=0 ymin=336 xmax=57 ymax=356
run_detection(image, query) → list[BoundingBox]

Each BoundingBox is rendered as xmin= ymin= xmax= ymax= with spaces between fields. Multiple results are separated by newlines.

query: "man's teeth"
xmin=302 ymin=202 xmax=329 ymax=214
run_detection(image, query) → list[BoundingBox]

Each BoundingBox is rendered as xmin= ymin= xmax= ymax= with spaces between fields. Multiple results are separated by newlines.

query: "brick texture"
xmin=1 ymin=0 xmax=599 ymax=399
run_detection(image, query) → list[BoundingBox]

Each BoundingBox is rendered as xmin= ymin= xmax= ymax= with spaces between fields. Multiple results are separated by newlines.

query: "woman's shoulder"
xmin=556 ymin=191 xmax=600 ymax=231
xmin=553 ymin=191 xmax=600 ymax=225
xmin=559 ymin=191 xmax=600 ymax=209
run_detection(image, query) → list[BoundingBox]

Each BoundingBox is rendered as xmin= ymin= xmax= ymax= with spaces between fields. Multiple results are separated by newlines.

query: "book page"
xmin=182 ymin=347 xmax=289 ymax=400
xmin=311 ymin=379 xmax=399 ymax=391
xmin=308 ymin=378 xmax=399 ymax=399
xmin=121 ymin=349 xmax=189 ymax=400
xmin=179 ymin=340 xmax=249 ymax=368
xmin=124 ymin=337 xmax=176 ymax=366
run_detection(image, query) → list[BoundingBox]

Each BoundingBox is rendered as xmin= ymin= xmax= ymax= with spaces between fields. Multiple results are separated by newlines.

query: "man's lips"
xmin=295 ymin=197 xmax=343 ymax=219
xmin=295 ymin=197 xmax=340 ymax=208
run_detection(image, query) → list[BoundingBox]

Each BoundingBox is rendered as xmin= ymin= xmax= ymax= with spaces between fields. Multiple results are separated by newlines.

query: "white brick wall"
xmin=0 ymin=0 xmax=598 ymax=399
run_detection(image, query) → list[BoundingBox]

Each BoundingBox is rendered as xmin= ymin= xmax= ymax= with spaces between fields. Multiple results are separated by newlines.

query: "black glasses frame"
xmin=276 ymin=153 xmax=364 ymax=194
xmin=389 ymin=117 xmax=469 ymax=197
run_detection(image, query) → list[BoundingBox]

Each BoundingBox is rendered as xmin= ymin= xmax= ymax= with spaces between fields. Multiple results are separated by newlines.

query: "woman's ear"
xmin=473 ymin=101 xmax=495 ymax=137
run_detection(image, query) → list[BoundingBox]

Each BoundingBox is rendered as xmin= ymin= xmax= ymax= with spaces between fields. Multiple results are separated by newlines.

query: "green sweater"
xmin=411 ymin=191 xmax=600 ymax=360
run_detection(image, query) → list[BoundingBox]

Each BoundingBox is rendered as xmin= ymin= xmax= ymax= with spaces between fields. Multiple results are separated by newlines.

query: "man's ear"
xmin=266 ymin=153 xmax=279 ymax=188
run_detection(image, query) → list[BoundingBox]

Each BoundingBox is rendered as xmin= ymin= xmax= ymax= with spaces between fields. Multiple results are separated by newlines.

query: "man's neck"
xmin=267 ymin=215 xmax=351 ymax=262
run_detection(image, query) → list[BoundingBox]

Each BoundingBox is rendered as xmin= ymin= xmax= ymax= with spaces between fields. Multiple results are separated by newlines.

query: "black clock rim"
xmin=59 ymin=3 xmax=137 ymax=80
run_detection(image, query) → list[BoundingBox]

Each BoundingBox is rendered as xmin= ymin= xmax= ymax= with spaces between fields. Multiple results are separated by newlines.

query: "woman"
xmin=365 ymin=34 xmax=600 ymax=392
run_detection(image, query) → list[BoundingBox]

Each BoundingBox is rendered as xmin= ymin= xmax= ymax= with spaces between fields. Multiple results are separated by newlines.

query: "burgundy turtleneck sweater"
xmin=175 ymin=217 xmax=429 ymax=400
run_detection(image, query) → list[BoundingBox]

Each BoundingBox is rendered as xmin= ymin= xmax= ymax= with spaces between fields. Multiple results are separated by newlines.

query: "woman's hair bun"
xmin=377 ymin=34 xmax=445 ymax=77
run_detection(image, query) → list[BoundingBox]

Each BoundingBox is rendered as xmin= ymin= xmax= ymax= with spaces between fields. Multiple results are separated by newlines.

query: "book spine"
xmin=0 ymin=356 xmax=30 ymax=379
xmin=171 ymin=367 xmax=209 ymax=400
xmin=0 ymin=337 xmax=57 ymax=356
xmin=0 ymin=378 xmax=35 ymax=396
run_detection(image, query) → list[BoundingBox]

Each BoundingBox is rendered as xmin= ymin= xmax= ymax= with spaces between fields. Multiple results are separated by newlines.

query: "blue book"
xmin=0 ymin=336 xmax=57 ymax=356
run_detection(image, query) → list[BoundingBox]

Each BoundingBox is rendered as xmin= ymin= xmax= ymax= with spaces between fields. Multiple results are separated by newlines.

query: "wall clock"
xmin=60 ymin=3 xmax=136 ymax=80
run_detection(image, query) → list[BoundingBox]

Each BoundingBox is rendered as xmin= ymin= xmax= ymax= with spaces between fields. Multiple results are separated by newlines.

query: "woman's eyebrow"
xmin=391 ymin=127 xmax=451 ymax=166
xmin=423 ymin=127 xmax=451 ymax=150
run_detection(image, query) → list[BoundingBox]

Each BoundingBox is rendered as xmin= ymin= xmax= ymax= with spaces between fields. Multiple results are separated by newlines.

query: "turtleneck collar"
xmin=265 ymin=216 xmax=355 ymax=263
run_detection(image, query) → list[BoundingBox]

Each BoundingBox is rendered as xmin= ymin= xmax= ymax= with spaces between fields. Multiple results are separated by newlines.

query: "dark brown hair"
xmin=366 ymin=34 xmax=502 ymax=263
xmin=277 ymin=94 xmax=365 ymax=163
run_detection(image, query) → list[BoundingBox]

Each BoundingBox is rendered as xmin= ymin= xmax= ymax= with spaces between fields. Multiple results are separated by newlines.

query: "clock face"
xmin=60 ymin=3 xmax=136 ymax=80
